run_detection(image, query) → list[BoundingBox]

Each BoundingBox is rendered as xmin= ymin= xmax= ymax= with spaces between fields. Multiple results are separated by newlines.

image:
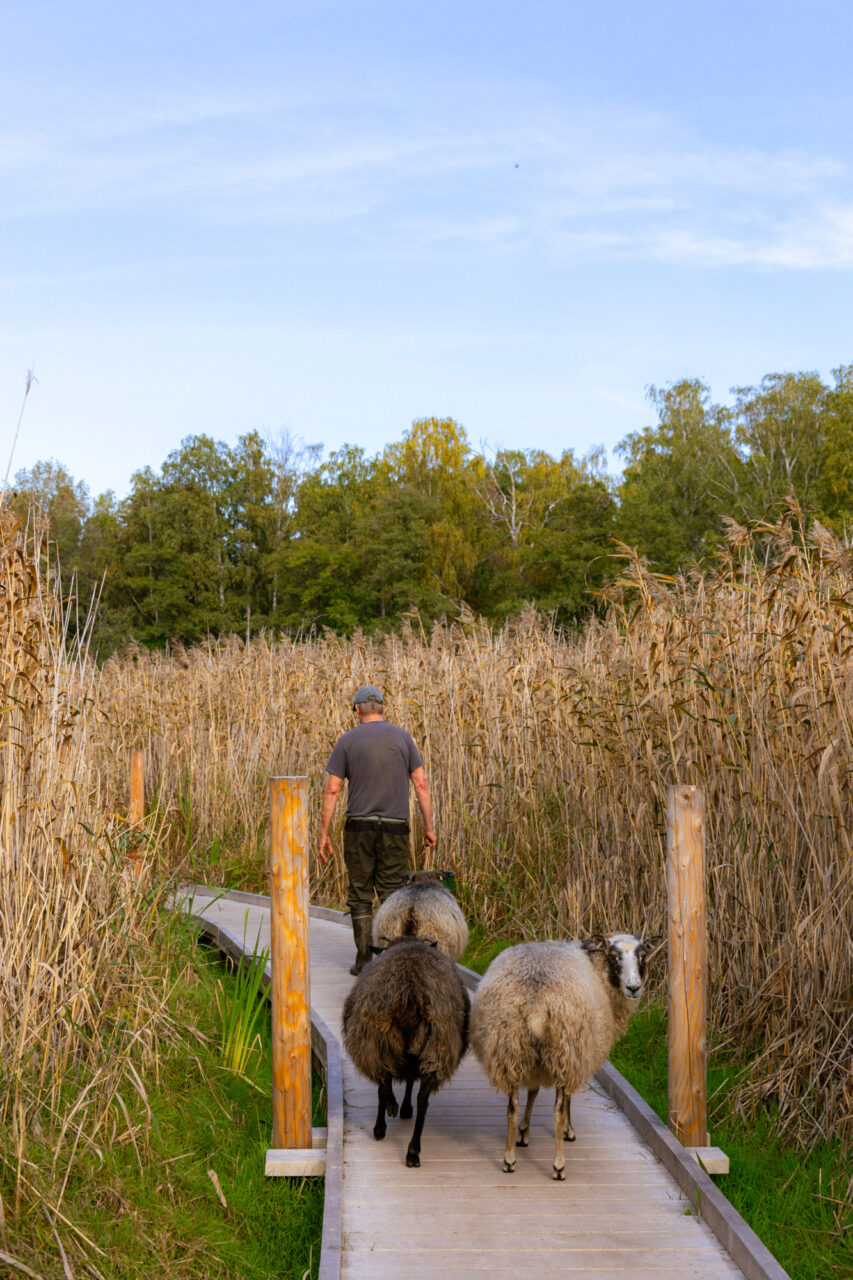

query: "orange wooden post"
xmin=269 ymin=776 xmax=312 ymax=1151
xmin=129 ymin=749 xmax=144 ymax=876
xmin=666 ymin=783 xmax=708 ymax=1148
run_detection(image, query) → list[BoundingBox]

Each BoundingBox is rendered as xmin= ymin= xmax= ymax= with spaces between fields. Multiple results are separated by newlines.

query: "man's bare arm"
xmin=318 ymin=773 xmax=343 ymax=865
xmin=410 ymin=766 xmax=437 ymax=847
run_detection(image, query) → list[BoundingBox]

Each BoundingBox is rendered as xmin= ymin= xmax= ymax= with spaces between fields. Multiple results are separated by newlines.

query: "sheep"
xmin=469 ymin=932 xmax=660 ymax=1180
xmin=372 ymin=873 xmax=469 ymax=962
xmin=341 ymin=935 xmax=470 ymax=1167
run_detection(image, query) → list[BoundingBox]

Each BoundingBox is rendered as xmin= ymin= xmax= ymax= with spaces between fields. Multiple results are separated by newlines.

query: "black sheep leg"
xmin=400 ymin=1078 xmax=415 ymax=1120
xmin=374 ymin=1074 xmax=397 ymax=1140
xmin=405 ymin=1075 xmax=434 ymax=1167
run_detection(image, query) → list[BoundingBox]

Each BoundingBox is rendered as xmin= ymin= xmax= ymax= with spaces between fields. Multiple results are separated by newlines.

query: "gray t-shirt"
xmin=325 ymin=721 xmax=423 ymax=819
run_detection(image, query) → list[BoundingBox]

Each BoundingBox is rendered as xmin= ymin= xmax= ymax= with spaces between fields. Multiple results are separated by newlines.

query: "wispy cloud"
xmin=2 ymin=77 xmax=852 ymax=269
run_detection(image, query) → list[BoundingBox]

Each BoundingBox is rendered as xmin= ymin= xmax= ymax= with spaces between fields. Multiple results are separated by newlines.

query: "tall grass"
xmin=84 ymin=504 xmax=853 ymax=1150
xmin=0 ymin=511 xmax=174 ymax=1270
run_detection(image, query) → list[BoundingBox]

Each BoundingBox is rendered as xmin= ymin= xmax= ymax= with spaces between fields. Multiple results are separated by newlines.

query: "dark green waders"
xmin=344 ymin=821 xmax=411 ymax=975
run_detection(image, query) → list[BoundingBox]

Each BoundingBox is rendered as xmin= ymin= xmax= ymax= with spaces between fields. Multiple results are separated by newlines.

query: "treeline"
xmin=11 ymin=365 xmax=853 ymax=653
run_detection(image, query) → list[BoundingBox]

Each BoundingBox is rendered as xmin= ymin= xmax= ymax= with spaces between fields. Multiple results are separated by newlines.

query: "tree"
xmin=262 ymin=429 xmax=322 ymax=624
xmin=471 ymin=446 xmax=614 ymax=620
xmin=380 ymin=418 xmax=480 ymax=605
xmin=77 ymin=492 xmax=124 ymax=651
xmin=733 ymin=372 xmax=827 ymax=517
xmin=11 ymin=459 xmax=90 ymax=588
xmin=277 ymin=445 xmax=375 ymax=630
xmin=813 ymin=366 xmax=853 ymax=532
xmin=615 ymin=380 xmax=742 ymax=572
xmin=108 ymin=437 xmax=237 ymax=646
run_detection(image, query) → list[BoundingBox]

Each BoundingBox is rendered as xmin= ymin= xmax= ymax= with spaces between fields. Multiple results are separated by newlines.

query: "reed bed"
xmin=0 ymin=511 xmax=177 ymax=1271
xmin=85 ymin=508 xmax=853 ymax=1149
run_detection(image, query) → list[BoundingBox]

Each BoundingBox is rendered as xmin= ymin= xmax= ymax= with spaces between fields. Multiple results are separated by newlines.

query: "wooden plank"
xmin=265 ymin=1148 xmax=327 ymax=1177
xmin=690 ymin=1146 xmax=731 ymax=1175
xmin=344 ymin=1250 xmax=744 ymax=1280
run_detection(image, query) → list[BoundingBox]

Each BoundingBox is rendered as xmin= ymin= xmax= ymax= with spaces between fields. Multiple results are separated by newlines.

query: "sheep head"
xmin=582 ymin=932 xmax=662 ymax=1002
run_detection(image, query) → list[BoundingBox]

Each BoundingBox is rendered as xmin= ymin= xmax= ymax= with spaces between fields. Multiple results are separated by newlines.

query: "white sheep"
xmin=341 ymin=935 xmax=470 ymax=1167
xmin=470 ymin=932 xmax=660 ymax=1179
xmin=372 ymin=873 xmax=469 ymax=962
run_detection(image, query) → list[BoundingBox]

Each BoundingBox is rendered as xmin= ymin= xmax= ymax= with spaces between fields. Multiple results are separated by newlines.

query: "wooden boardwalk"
xmin=180 ymin=887 xmax=772 ymax=1280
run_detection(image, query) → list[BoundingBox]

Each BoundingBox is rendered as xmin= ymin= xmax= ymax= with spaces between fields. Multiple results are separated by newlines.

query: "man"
xmin=318 ymin=684 xmax=436 ymax=974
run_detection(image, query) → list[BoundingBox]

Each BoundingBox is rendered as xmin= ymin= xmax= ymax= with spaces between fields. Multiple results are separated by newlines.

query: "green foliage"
xmin=615 ymin=379 xmax=743 ymax=571
xmin=216 ymin=935 xmax=272 ymax=1075
xmin=818 ymin=364 xmax=853 ymax=531
xmin=20 ymin=362 xmax=853 ymax=650
xmin=11 ymin=458 xmax=90 ymax=587
xmin=732 ymin=371 xmax=827 ymax=518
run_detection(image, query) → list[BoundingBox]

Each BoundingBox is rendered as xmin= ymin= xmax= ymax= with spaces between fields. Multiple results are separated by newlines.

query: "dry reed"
xmin=0 ymin=511 xmax=175 ymax=1267
xmin=83 ymin=504 xmax=853 ymax=1149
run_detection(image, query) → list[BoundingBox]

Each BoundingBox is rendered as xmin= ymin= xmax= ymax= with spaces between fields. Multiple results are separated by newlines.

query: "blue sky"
xmin=2 ymin=0 xmax=853 ymax=499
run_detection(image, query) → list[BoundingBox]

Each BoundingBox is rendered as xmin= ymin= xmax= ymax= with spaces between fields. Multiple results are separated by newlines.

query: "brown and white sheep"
xmin=470 ymin=932 xmax=660 ymax=1179
xmin=372 ymin=875 xmax=469 ymax=962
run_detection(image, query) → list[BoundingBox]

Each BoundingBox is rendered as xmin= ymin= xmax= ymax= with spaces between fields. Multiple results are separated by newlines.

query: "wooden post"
xmin=269 ymin=775 xmax=312 ymax=1151
xmin=129 ymin=749 xmax=144 ymax=876
xmin=666 ymin=783 xmax=708 ymax=1148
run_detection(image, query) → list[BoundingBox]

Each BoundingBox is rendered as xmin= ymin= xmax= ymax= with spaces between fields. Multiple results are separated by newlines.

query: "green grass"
xmin=459 ymin=922 xmax=514 ymax=974
xmin=461 ymin=927 xmax=852 ymax=1280
xmin=611 ymin=1004 xmax=853 ymax=1280
xmin=8 ymin=917 xmax=325 ymax=1280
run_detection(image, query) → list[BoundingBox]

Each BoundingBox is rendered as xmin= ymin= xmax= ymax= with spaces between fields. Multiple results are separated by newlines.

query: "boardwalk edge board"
xmin=177 ymin=885 xmax=791 ymax=1280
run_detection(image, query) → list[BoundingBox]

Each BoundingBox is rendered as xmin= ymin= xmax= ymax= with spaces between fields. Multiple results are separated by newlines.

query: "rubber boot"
xmin=349 ymin=915 xmax=373 ymax=976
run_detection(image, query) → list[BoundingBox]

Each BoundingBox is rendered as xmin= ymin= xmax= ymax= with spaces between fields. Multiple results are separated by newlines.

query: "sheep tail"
xmin=526 ymin=1007 xmax=547 ymax=1041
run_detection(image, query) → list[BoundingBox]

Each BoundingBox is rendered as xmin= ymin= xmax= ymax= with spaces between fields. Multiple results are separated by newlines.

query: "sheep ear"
xmin=582 ymin=934 xmax=607 ymax=955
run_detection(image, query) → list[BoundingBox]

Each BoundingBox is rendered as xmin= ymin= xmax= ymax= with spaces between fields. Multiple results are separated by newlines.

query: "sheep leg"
xmin=553 ymin=1087 xmax=567 ymax=1180
xmin=400 ymin=1078 xmax=415 ymax=1120
xmin=405 ymin=1076 xmax=433 ymax=1168
xmin=564 ymin=1093 xmax=576 ymax=1142
xmin=374 ymin=1074 xmax=397 ymax=1140
xmin=503 ymin=1088 xmax=519 ymax=1172
xmin=518 ymin=1086 xmax=539 ymax=1147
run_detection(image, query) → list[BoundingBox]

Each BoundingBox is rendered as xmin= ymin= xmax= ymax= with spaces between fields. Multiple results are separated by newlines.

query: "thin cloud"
xmin=1 ymin=80 xmax=851 ymax=269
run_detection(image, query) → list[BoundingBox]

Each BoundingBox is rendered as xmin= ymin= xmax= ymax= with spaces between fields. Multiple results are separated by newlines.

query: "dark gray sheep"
xmin=341 ymin=935 xmax=470 ymax=1167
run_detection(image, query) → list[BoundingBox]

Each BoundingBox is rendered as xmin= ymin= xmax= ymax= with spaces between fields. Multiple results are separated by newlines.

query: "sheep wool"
xmin=342 ymin=936 xmax=470 ymax=1167
xmin=470 ymin=933 xmax=658 ymax=1180
xmin=372 ymin=878 xmax=469 ymax=962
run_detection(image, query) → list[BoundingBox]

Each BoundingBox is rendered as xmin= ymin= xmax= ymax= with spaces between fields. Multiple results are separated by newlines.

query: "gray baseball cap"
xmin=353 ymin=684 xmax=384 ymax=706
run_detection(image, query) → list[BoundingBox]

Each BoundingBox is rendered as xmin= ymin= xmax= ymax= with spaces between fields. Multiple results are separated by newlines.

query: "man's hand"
xmin=410 ymin=767 xmax=436 ymax=850
xmin=318 ymin=772 xmax=343 ymax=867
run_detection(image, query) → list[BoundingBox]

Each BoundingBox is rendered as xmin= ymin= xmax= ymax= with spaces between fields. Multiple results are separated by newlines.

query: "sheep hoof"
xmin=373 ymin=1124 xmax=386 ymax=1141
xmin=564 ymin=1130 xmax=576 ymax=1142
xmin=517 ymin=1131 xmax=529 ymax=1147
xmin=502 ymin=1159 xmax=516 ymax=1173
xmin=386 ymin=1099 xmax=398 ymax=1119
xmin=405 ymin=1151 xmax=420 ymax=1168
xmin=552 ymin=1165 xmax=565 ymax=1181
